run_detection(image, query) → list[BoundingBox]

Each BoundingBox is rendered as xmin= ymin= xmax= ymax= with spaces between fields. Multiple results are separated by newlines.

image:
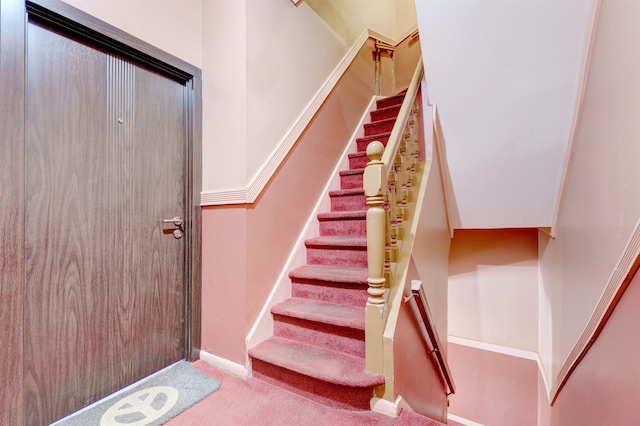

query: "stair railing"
xmin=364 ymin=57 xmax=424 ymax=374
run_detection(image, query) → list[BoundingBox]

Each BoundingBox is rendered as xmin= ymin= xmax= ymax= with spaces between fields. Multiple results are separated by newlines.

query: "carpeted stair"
xmin=249 ymin=90 xmax=407 ymax=410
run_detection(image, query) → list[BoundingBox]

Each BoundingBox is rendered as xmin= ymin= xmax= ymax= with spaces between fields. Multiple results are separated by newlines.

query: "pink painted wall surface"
xmin=448 ymin=343 xmax=538 ymax=426
xmin=538 ymin=0 xmax=640 ymax=387
xmin=63 ymin=0 xmax=203 ymax=67
xmin=200 ymin=39 xmax=383 ymax=363
xmin=393 ymin=35 xmax=423 ymax=95
xmin=544 ymin=271 xmax=640 ymax=426
xmin=244 ymin=39 xmax=377 ymax=326
xmin=201 ymin=206 xmax=248 ymax=363
xmin=410 ymin=131 xmax=452 ymax=343
xmin=449 ymin=229 xmax=539 ymax=352
xmin=394 ymin=300 xmax=448 ymax=423
xmin=393 ymin=132 xmax=452 ymax=422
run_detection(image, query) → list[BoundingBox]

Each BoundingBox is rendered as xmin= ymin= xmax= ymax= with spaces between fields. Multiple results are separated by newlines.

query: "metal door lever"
xmin=163 ymin=217 xmax=183 ymax=227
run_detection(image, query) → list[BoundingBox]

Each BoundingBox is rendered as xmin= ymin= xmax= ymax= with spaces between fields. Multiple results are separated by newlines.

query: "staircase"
xmin=248 ymin=90 xmax=407 ymax=410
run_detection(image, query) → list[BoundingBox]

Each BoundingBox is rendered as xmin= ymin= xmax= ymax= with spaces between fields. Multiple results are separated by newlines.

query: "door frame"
xmin=26 ymin=0 xmax=203 ymax=360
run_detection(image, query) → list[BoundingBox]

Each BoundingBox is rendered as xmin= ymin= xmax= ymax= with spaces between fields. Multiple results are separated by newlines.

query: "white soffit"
xmin=415 ymin=0 xmax=595 ymax=229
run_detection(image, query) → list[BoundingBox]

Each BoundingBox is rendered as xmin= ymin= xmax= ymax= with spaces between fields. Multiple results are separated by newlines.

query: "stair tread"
xmin=348 ymin=151 xmax=367 ymax=158
xmin=365 ymin=117 xmax=396 ymax=127
xmin=372 ymin=104 xmax=401 ymax=114
xmin=289 ymin=264 xmax=368 ymax=284
xmin=317 ymin=210 xmax=366 ymax=221
xmin=272 ymin=298 xmax=365 ymax=330
xmin=377 ymin=93 xmax=406 ymax=107
xmin=305 ymin=236 xmax=367 ymax=248
xmin=357 ymin=132 xmax=391 ymax=143
xmin=339 ymin=168 xmax=364 ymax=176
xmin=329 ymin=188 xmax=364 ymax=197
xmin=249 ymin=337 xmax=383 ymax=387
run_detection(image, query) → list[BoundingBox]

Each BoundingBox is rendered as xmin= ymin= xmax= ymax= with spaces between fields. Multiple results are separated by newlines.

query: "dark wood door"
xmin=23 ymin=19 xmax=186 ymax=425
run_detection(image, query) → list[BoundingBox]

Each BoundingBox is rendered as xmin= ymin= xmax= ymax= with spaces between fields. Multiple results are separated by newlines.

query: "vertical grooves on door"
xmin=107 ymin=55 xmax=137 ymax=389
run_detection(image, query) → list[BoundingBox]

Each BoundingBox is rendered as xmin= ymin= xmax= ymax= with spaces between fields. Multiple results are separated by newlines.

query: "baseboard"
xmin=199 ymin=350 xmax=248 ymax=378
xmin=447 ymin=413 xmax=486 ymax=426
xmin=370 ymin=395 xmax=403 ymax=418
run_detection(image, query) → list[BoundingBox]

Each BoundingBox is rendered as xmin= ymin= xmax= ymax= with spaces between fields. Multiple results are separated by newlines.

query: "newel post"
xmin=363 ymin=141 xmax=387 ymax=374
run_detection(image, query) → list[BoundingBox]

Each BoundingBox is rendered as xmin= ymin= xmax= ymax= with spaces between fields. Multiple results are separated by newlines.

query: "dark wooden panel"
xmin=104 ymin=55 xmax=138 ymax=390
xmin=21 ymin=3 xmax=200 ymax=422
xmin=128 ymin=65 xmax=185 ymax=375
xmin=24 ymin=21 xmax=112 ymax=425
xmin=0 ymin=0 xmax=26 ymax=424
xmin=107 ymin=60 xmax=186 ymax=387
xmin=187 ymin=76 xmax=203 ymax=360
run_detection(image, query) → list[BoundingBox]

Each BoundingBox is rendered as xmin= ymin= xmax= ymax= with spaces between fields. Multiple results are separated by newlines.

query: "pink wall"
xmin=545 ymin=270 xmax=640 ymax=425
xmin=201 ymin=206 xmax=248 ymax=363
xmin=448 ymin=229 xmax=539 ymax=352
xmin=448 ymin=343 xmax=539 ymax=425
xmin=538 ymin=0 xmax=640 ymax=388
xmin=200 ymin=39 xmax=379 ymax=364
xmin=394 ymin=300 xmax=448 ymax=423
xmin=244 ymin=38 xmax=378 ymax=322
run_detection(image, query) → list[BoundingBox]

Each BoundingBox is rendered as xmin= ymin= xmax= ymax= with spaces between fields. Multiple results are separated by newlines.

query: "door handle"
xmin=163 ymin=217 xmax=184 ymax=239
xmin=163 ymin=217 xmax=183 ymax=227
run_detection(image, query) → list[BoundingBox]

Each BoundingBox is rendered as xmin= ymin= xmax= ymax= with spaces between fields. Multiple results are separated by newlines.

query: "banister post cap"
xmin=366 ymin=141 xmax=385 ymax=161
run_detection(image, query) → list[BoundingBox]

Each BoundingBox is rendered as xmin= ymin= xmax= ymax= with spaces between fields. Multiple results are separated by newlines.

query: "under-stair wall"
xmin=389 ymin=105 xmax=452 ymax=421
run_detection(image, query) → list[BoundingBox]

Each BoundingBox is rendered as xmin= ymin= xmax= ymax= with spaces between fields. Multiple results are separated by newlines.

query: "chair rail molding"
xmin=200 ymin=25 xmax=419 ymax=207
xmin=550 ymin=216 xmax=640 ymax=404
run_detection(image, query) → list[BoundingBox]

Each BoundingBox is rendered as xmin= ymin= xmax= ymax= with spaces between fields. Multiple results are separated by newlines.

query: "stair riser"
xmin=273 ymin=316 xmax=365 ymax=358
xmin=252 ymin=359 xmax=374 ymax=410
xmin=291 ymin=282 xmax=369 ymax=307
xmin=371 ymin=107 xmax=400 ymax=121
xmin=307 ymin=247 xmax=367 ymax=268
xmin=376 ymin=96 xmax=404 ymax=109
xmin=340 ymin=173 xmax=363 ymax=190
xmin=357 ymin=137 xmax=388 ymax=153
xmin=364 ymin=120 xmax=395 ymax=136
xmin=330 ymin=194 xmax=366 ymax=212
xmin=349 ymin=155 xmax=368 ymax=169
xmin=319 ymin=219 xmax=366 ymax=237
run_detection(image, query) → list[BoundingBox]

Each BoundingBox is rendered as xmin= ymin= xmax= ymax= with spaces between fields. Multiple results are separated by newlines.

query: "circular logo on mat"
xmin=100 ymin=386 xmax=179 ymax=426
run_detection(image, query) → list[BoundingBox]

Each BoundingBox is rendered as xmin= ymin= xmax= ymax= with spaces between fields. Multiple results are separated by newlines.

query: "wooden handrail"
xmin=381 ymin=59 xmax=423 ymax=177
xmin=405 ymin=280 xmax=456 ymax=396
xmin=363 ymin=57 xmax=424 ymax=374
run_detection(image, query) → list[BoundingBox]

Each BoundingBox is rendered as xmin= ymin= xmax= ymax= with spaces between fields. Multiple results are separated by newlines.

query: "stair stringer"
xmin=244 ymin=96 xmax=381 ymax=372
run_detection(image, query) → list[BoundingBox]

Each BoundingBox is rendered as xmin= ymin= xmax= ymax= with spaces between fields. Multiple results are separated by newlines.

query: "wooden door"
xmin=23 ymin=18 xmax=187 ymax=425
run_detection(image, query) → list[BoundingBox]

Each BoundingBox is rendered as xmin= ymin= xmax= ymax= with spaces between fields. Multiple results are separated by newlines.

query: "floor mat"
xmin=53 ymin=361 xmax=221 ymax=426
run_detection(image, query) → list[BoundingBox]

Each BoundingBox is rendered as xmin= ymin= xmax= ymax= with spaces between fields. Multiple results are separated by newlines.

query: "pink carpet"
xmin=247 ymin=90 xmax=412 ymax=410
xmin=166 ymin=361 xmax=445 ymax=426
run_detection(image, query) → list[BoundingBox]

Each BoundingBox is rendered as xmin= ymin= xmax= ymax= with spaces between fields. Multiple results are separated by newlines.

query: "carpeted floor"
xmin=165 ymin=361 xmax=444 ymax=426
